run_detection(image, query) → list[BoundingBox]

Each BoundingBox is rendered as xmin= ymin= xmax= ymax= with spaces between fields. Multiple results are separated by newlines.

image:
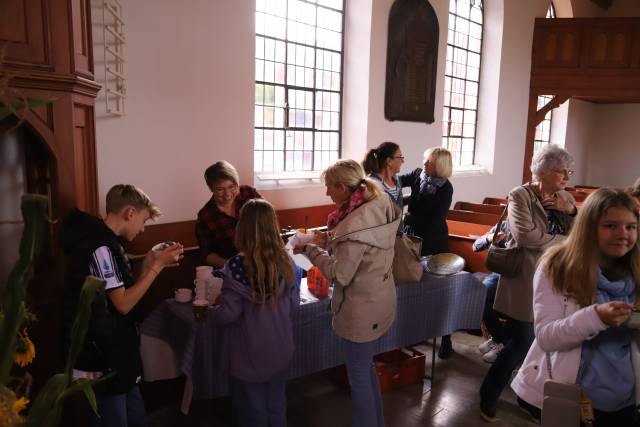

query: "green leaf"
xmin=64 ymin=276 xmax=106 ymax=379
xmin=0 ymin=194 xmax=49 ymax=385
xmin=24 ymin=374 xmax=67 ymax=427
xmin=0 ymin=98 xmax=56 ymax=121
xmin=81 ymin=381 xmax=98 ymax=415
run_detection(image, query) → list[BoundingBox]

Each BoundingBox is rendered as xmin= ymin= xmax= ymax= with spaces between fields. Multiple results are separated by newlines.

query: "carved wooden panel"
xmin=0 ymin=0 xmax=51 ymax=68
xmin=532 ymin=24 xmax=581 ymax=68
xmin=71 ymin=0 xmax=94 ymax=77
xmin=586 ymin=24 xmax=633 ymax=68
xmin=30 ymin=103 xmax=54 ymax=131
xmin=72 ymin=103 xmax=98 ymax=214
xmin=385 ymin=0 xmax=439 ymax=123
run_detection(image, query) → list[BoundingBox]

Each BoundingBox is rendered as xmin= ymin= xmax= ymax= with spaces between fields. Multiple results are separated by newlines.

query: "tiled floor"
xmin=147 ymin=332 xmax=538 ymax=427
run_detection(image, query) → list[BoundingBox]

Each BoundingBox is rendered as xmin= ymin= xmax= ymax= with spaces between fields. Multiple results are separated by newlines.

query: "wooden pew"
xmin=446 ymin=209 xmax=500 ymax=226
xmin=447 ymin=220 xmax=492 ymax=273
xmin=453 ymin=201 xmax=505 ymax=216
xmin=483 ymin=197 xmax=507 ymax=206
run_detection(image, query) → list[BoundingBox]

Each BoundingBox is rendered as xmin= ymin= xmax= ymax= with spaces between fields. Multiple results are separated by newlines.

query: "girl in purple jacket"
xmin=213 ymin=199 xmax=300 ymax=427
xmin=512 ymin=189 xmax=640 ymax=426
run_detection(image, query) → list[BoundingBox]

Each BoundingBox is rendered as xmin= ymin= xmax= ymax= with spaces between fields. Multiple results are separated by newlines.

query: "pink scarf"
xmin=327 ymin=186 xmax=366 ymax=231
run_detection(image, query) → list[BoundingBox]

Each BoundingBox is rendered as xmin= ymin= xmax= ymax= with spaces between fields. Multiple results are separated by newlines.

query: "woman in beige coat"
xmin=295 ymin=159 xmax=401 ymax=427
xmin=479 ymin=145 xmax=577 ymax=422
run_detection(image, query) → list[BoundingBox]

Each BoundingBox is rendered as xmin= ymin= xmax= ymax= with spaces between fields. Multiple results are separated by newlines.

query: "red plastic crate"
xmin=331 ymin=347 xmax=425 ymax=393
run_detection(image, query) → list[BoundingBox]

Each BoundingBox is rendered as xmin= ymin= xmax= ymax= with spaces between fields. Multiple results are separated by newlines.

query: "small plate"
xmin=424 ymin=253 xmax=465 ymax=276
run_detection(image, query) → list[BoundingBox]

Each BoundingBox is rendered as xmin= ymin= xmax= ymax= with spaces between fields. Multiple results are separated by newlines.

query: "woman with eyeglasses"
xmin=196 ymin=161 xmax=262 ymax=267
xmin=480 ymin=144 xmax=577 ymax=422
xmin=362 ymin=142 xmax=405 ymax=210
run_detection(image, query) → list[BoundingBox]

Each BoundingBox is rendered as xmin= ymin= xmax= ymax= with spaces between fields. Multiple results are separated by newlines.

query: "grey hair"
xmin=530 ymin=145 xmax=574 ymax=180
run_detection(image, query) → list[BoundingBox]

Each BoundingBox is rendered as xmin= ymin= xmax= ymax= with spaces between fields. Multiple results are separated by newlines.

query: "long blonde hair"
xmin=540 ymin=188 xmax=640 ymax=306
xmin=234 ymin=199 xmax=294 ymax=307
xmin=322 ymin=159 xmax=382 ymax=202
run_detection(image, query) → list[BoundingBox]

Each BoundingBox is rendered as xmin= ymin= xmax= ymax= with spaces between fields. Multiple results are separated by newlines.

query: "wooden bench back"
xmin=454 ymin=201 xmax=505 ymax=215
xmin=447 ymin=209 xmax=500 ymax=226
xmin=482 ymin=197 xmax=507 ymax=206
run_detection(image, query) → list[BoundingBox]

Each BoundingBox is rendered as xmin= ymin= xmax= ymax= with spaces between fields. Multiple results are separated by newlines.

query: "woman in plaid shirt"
xmin=196 ymin=161 xmax=261 ymax=267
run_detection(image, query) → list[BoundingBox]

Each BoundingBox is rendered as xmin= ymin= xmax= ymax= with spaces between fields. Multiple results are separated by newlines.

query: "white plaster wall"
xmin=92 ymin=0 xmax=256 ymax=223
xmin=0 ymin=132 xmax=25 ymax=285
xmin=563 ymin=99 xmax=597 ymax=186
xmin=91 ymin=0 xmax=560 ymax=223
xmin=585 ymin=104 xmax=640 ymax=188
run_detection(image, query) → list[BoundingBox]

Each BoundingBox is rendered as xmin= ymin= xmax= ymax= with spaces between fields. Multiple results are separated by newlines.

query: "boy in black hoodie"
xmin=60 ymin=184 xmax=182 ymax=427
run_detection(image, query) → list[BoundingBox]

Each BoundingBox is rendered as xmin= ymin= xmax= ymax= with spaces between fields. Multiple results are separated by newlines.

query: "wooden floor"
xmin=146 ymin=332 xmax=538 ymax=427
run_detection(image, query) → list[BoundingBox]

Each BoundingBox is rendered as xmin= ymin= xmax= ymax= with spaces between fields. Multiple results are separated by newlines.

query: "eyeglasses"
xmin=393 ymin=156 xmax=405 ymax=161
xmin=213 ymin=184 xmax=238 ymax=195
xmin=554 ymin=169 xmax=574 ymax=177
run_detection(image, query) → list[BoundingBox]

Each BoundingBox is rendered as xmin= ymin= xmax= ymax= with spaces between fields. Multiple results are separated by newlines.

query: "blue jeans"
xmin=230 ymin=369 xmax=288 ymax=427
xmin=86 ymin=384 xmax=145 ymax=427
xmin=482 ymin=273 xmax=506 ymax=343
xmin=342 ymin=338 xmax=385 ymax=427
xmin=479 ymin=318 xmax=534 ymax=408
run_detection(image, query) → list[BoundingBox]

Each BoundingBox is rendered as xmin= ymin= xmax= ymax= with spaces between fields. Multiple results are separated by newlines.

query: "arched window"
xmin=442 ymin=0 xmax=483 ymax=167
xmin=533 ymin=2 xmax=557 ymax=157
xmin=546 ymin=1 xmax=556 ymax=18
xmin=254 ymin=0 xmax=344 ymax=176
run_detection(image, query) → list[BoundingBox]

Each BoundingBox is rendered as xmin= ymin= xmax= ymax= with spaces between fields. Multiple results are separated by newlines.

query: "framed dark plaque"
xmin=384 ymin=0 xmax=439 ymax=123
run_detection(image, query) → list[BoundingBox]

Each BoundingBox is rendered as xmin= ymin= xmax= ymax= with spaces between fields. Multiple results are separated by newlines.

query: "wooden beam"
xmin=590 ymin=0 xmax=613 ymax=10
xmin=522 ymin=92 xmax=538 ymax=184
xmin=534 ymin=95 xmax=569 ymax=126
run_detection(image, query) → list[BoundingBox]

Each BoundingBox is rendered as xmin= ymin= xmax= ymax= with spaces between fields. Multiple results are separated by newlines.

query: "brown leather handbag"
xmin=484 ymin=198 xmax=524 ymax=277
xmin=393 ymin=233 xmax=423 ymax=284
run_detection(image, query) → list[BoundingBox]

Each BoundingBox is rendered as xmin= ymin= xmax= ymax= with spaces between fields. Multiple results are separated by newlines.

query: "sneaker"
xmin=478 ymin=338 xmax=498 ymax=355
xmin=479 ymin=400 xmax=499 ymax=423
xmin=517 ymin=397 xmax=541 ymax=424
xmin=482 ymin=343 xmax=504 ymax=363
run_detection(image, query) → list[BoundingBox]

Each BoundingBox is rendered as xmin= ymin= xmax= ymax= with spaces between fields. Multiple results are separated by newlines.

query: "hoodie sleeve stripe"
xmin=89 ymin=246 xmax=125 ymax=291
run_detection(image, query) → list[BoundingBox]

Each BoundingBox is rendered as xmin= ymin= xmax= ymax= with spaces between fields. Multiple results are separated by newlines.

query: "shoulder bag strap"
xmin=492 ymin=198 xmax=509 ymax=243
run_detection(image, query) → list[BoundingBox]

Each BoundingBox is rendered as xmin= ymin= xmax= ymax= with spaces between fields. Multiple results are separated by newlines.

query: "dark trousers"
xmin=482 ymin=273 xmax=506 ymax=343
xmin=594 ymin=405 xmax=640 ymax=427
xmin=86 ymin=384 xmax=145 ymax=427
xmin=479 ymin=318 xmax=534 ymax=407
xmin=230 ymin=370 xmax=288 ymax=427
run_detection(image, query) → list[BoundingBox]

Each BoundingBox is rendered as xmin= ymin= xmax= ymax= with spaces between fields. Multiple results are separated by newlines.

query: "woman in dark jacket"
xmin=400 ymin=147 xmax=454 ymax=358
xmin=400 ymin=147 xmax=453 ymax=256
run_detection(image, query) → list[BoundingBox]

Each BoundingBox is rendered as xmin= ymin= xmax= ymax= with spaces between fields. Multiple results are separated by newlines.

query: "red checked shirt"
xmin=195 ymin=185 xmax=262 ymax=259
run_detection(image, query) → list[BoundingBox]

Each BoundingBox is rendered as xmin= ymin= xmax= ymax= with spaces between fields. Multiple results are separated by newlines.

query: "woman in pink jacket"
xmin=512 ymin=189 xmax=640 ymax=426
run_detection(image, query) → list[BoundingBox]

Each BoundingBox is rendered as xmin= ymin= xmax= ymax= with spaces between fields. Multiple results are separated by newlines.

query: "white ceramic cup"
xmin=174 ymin=288 xmax=192 ymax=303
xmin=152 ymin=241 xmax=179 ymax=267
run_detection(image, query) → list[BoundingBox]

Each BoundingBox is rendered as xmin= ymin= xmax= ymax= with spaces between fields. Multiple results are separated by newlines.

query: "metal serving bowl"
xmin=424 ymin=253 xmax=466 ymax=276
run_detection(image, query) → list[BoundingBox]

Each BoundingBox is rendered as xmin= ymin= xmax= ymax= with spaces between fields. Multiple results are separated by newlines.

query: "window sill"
xmin=452 ymin=164 xmax=491 ymax=178
xmin=254 ymin=171 xmax=324 ymax=190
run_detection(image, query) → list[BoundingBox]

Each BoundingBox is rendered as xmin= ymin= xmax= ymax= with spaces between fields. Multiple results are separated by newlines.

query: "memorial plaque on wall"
xmin=385 ymin=0 xmax=439 ymax=123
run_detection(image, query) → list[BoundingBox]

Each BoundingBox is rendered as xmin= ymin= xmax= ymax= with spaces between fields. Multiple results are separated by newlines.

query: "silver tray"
xmin=423 ymin=253 xmax=466 ymax=276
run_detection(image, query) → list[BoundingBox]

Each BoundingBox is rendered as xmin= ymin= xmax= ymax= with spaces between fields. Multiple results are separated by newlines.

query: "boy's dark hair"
xmin=106 ymin=184 xmax=161 ymax=219
xmin=204 ymin=161 xmax=240 ymax=191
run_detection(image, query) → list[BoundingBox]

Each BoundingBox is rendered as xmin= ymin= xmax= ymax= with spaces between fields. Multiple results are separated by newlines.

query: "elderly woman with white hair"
xmin=479 ymin=145 xmax=577 ymax=422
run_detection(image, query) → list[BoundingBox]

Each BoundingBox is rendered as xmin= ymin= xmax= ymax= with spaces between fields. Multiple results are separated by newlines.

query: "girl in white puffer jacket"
xmin=512 ymin=189 xmax=640 ymax=426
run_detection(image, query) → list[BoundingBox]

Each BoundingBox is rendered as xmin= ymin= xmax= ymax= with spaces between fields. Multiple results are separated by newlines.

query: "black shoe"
xmin=516 ymin=397 xmax=541 ymax=424
xmin=438 ymin=335 xmax=454 ymax=359
xmin=479 ymin=400 xmax=498 ymax=423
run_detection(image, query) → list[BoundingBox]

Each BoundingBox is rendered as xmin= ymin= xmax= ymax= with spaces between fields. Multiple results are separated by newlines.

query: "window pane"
xmin=442 ymin=0 xmax=483 ymax=167
xmin=255 ymin=0 xmax=343 ymax=173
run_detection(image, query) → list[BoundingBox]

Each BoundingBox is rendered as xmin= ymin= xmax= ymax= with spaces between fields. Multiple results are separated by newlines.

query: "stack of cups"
xmin=194 ymin=266 xmax=213 ymax=302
